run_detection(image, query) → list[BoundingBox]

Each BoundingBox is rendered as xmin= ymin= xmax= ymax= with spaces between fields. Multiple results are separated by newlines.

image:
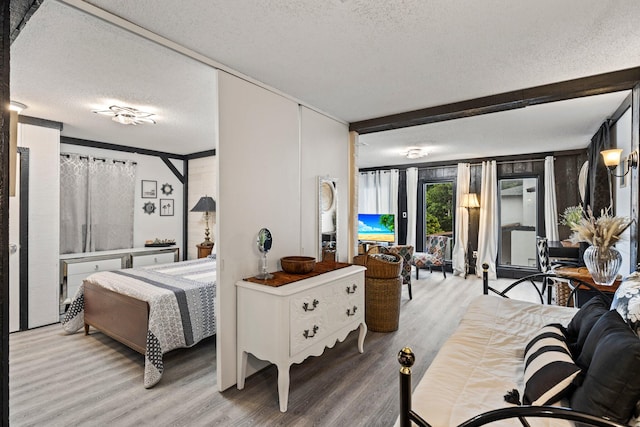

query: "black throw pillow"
xmin=565 ymin=295 xmax=610 ymax=359
xmin=571 ymin=310 xmax=640 ymax=424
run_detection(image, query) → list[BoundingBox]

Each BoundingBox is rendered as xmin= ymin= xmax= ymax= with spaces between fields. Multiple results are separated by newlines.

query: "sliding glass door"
xmin=423 ymin=182 xmax=453 ymax=259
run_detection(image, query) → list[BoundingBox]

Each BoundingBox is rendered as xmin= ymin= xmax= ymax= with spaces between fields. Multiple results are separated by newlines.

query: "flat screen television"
xmin=357 ymin=213 xmax=395 ymax=243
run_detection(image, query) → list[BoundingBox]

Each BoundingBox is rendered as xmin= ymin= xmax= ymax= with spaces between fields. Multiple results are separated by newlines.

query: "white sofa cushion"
xmin=403 ymin=295 xmax=578 ymax=427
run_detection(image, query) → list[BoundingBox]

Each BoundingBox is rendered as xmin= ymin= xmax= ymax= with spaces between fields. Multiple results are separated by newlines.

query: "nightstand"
xmin=196 ymin=244 xmax=213 ymax=258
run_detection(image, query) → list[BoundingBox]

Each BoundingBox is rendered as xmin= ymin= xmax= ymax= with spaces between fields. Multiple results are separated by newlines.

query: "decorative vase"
xmin=583 ymin=245 xmax=622 ymax=287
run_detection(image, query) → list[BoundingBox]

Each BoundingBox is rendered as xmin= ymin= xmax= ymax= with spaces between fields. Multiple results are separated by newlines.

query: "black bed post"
xmin=398 ymin=347 xmax=415 ymax=427
xmin=482 ymin=263 xmax=489 ymax=294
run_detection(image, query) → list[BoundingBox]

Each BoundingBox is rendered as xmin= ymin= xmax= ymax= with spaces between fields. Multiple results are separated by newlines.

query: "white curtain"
xmin=544 ymin=155 xmax=559 ymax=241
xmin=452 ymin=163 xmax=470 ymax=276
xmin=359 ymin=171 xmax=377 ymax=214
xmin=476 ymin=161 xmax=498 ymax=279
xmin=61 ymin=154 xmax=137 ymax=253
xmin=405 ymin=167 xmax=418 ymax=247
xmin=358 ymin=170 xmax=399 ymax=215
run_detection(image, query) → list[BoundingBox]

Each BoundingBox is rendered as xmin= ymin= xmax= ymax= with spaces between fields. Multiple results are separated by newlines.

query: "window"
xmin=498 ymin=177 xmax=538 ymax=268
xmin=423 ymin=182 xmax=453 ymax=258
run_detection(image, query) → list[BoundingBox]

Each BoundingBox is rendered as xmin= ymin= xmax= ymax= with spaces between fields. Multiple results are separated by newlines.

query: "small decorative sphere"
xmin=397 ymin=347 xmax=415 ymax=368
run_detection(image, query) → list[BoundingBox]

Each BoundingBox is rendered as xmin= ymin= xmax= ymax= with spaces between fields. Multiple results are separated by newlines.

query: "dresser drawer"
xmin=64 ymin=257 xmax=124 ymax=302
xmin=290 ymin=287 xmax=329 ymax=356
xmin=66 ymin=257 xmax=124 ymax=275
xmin=132 ymin=251 xmax=177 ymax=267
xmin=325 ymin=276 xmax=364 ymax=330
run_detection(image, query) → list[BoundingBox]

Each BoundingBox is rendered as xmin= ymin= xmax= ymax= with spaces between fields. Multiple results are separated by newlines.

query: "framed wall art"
xmin=142 ymin=180 xmax=157 ymax=198
xmin=160 ymin=199 xmax=174 ymax=216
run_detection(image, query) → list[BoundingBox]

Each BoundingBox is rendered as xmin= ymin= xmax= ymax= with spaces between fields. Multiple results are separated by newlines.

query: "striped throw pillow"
xmin=523 ymin=324 xmax=581 ymax=405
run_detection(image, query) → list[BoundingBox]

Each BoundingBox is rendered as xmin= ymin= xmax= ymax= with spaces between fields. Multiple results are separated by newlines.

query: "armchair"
xmin=385 ymin=245 xmax=415 ymax=299
xmin=411 ymin=235 xmax=448 ymax=279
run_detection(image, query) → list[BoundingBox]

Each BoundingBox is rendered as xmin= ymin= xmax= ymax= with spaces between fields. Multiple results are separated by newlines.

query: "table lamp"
xmin=191 ymin=196 xmax=216 ymax=246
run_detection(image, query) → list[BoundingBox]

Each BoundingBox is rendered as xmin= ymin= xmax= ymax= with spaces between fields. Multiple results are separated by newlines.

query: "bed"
xmin=62 ymin=257 xmax=217 ymax=388
xmin=397 ymin=265 xmax=640 ymax=427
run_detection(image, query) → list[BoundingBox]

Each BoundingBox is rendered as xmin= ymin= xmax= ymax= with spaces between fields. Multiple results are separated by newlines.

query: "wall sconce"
xmin=460 ymin=193 xmax=480 ymax=209
xmin=601 ymin=148 xmax=639 ymax=178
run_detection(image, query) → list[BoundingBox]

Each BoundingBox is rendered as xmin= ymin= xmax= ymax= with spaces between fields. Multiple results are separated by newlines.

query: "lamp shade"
xmin=601 ymin=149 xmax=623 ymax=168
xmin=461 ymin=193 xmax=480 ymax=208
xmin=191 ymin=196 xmax=216 ymax=213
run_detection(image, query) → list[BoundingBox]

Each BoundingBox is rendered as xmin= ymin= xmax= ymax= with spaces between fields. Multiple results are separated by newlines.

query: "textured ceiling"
xmin=9 ymin=0 xmax=640 ymax=161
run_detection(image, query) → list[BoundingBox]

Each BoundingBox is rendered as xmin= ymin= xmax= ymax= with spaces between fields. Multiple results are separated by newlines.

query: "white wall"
xmin=217 ymin=71 xmax=302 ymax=390
xmin=19 ymin=123 xmax=60 ymax=328
xmin=59 ymin=144 xmax=184 ymax=256
xmin=187 ymin=156 xmax=216 ymax=260
xmin=300 ymin=107 xmax=349 ymax=261
xmin=613 ymin=107 xmax=632 ymax=277
xmin=216 ymin=71 xmax=350 ymax=391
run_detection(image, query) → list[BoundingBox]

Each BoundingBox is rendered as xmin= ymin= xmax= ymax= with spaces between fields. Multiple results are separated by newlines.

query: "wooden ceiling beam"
xmin=350 ymin=67 xmax=640 ymax=135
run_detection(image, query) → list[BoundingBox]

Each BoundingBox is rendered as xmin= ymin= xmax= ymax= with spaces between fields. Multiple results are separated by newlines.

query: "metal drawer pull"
xmin=346 ymin=306 xmax=357 ymax=316
xmin=94 ymin=265 xmax=99 ymax=270
xmin=303 ymin=325 xmax=319 ymax=339
xmin=302 ymin=299 xmax=319 ymax=312
xmin=346 ymin=284 xmax=357 ymax=294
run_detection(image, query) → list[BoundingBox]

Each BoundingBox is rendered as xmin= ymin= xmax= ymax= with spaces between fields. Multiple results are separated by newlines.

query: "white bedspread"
xmin=406 ymin=295 xmax=578 ymax=427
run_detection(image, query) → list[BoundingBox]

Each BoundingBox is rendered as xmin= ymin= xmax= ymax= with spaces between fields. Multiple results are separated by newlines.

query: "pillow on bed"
xmin=523 ymin=324 xmax=581 ymax=405
xmin=571 ymin=310 xmax=640 ymax=424
xmin=611 ymin=273 xmax=640 ymax=336
xmin=565 ymin=295 xmax=610 ymax=358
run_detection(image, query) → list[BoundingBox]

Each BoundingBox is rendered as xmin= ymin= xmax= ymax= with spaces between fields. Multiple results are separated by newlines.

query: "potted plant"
xmin=559 ymin=205 xmax=583 ymax=247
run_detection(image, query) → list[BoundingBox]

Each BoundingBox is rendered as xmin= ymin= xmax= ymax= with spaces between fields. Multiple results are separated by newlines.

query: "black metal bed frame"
xmin=397 ymin=263 xmax=624 ymax=427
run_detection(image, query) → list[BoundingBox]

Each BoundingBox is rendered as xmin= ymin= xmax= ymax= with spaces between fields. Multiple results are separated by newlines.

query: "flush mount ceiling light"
xmin=405 ymin=148 xmax=427 ymax=159
xmin=92 ymin=105 xmax=156 ymax=125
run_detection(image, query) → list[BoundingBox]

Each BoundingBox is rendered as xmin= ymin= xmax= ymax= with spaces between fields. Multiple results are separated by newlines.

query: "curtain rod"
xmin=469 ymin=157 xmax=549 ymax=167
xmin=60 ymin=153 xmax=137 ymax=165
xmin=360 ymin=156 xmax=553 ymax=173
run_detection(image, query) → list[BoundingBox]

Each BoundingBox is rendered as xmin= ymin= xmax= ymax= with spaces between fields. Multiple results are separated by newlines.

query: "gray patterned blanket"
xmin=62 ymin=257 xmax=216 ymax=388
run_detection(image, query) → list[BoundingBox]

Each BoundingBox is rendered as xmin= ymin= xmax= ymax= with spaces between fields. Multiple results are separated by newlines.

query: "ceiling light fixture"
xmin=405 ymin=148 xmax=427 ymax=159
xmin=92 ymin=105 xmax=156 ymax=125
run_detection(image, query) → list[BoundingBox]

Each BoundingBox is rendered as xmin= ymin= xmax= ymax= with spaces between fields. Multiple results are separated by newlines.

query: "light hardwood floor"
xmin=9 ymin=272 xmax=537 ymax=426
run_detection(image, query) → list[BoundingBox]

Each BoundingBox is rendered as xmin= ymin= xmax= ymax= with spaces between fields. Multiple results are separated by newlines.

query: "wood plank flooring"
xmin=9 ymin=273 xmax=537 ymax=426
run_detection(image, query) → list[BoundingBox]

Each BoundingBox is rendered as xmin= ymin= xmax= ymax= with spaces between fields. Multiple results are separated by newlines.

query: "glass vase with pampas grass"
xmin=570 ymin=207 xmax=633 ymax=286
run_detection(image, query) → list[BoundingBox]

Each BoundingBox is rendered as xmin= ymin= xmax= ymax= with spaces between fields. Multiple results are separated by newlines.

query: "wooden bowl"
xmin=280 ymin=256 xmax=316 ymax=274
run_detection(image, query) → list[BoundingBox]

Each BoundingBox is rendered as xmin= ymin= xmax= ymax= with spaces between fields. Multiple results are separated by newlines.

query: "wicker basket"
xmin=353 ymin=254 xmax=367 ymax=266
xmin=364 ymin=251 xmax=402 ymax=279
xmin=554 ymin=281 xmax=575 ymax=307
xmin=365 ymin=276 xmax=402 ymax=332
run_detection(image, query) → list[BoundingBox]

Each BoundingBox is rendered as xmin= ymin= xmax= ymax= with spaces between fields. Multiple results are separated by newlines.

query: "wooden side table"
xmin=196 ymin=243 xmax=213 ymax=259
xmin=553 ymin=266 xmax=622 ymax=306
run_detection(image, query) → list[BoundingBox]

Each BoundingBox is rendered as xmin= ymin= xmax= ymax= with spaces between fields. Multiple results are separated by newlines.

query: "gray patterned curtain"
xmin=60 ymin=154 xmax=137 ymax=254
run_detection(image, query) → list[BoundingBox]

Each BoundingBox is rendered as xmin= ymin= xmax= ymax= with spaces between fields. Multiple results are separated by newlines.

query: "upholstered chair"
xmin=411 ymin=235 xmax=448 ymax=279
xmin=386 ymin=245 xmax=415 ymax=299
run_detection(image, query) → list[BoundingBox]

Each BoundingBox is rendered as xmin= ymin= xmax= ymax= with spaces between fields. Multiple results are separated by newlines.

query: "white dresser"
xmin=236 ymin=264 xmax=367 ymax=412
xmin=60 ymin=247 xmax=180 ymax=305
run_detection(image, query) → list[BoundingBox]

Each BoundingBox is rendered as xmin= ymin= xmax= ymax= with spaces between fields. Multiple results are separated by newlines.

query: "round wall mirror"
xmin=320 ymin=181 xmax=335 ymax=212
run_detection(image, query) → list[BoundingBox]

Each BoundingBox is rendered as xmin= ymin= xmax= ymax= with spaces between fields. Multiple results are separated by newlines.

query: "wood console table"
xmin=553 ymin=266 xmax=622 ymax=292
xmin=553 ymin=266 xmax=622 ymax=306
xmin=236 ymin=264 xmax=367 ymax=412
